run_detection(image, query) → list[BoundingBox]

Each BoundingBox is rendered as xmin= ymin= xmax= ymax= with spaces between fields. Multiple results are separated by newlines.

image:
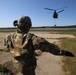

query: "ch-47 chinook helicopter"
xmin=44 ymin=6 xmax=67 ymax=19
xmin=44 ymin=6 xmax=67 ymax=26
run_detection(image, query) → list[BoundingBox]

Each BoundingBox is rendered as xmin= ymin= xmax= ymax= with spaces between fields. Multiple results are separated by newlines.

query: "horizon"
xmin=0 ymin=24 xmax=76 ymax=28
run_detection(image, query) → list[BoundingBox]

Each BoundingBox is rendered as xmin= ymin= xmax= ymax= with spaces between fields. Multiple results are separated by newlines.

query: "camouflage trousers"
xmin=3 ymin=59 xmax=36 ymax=75
xmin=3 ymin=60 xmax=22 ymax=75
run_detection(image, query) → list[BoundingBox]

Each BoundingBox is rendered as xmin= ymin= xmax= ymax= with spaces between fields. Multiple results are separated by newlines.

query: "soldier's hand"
xmin=65 ymin=51 xmax=75 ymax=57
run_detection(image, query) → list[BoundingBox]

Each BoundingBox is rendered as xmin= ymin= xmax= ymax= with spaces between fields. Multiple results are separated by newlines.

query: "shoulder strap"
xmin=21 ymin=33 xmax=34 ymax=48
xmin=21 ymin=33 xmax=31 ymax=48
xmin=21 ymin=34 xmax=28 ymax=48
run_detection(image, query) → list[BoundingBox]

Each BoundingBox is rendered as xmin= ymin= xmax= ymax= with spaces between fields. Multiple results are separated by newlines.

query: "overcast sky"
xmin=0 ymin=0 xmax=76 ymax=27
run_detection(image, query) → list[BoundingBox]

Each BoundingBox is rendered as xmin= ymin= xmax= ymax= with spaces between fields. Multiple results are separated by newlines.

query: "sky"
xmin=0 ymin=0 xmax=76 ymax=27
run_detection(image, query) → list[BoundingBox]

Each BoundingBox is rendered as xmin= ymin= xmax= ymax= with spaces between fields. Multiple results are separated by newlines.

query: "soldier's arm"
xmin=32 ymin=35 xmax=74 ymax=57
xmin=4 ymin=33 xmax=13 ymax=51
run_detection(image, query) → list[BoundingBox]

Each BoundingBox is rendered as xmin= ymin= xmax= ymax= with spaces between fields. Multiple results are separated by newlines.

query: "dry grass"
xmin=61 ymin=38 xmax=76 ymax=75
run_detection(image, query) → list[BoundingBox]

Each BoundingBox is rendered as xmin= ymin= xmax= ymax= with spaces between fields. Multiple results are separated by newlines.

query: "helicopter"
xmin=44 ymin=6 xmax=67 ymax=19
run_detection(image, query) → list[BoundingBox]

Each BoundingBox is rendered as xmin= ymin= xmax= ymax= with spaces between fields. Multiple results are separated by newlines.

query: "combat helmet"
xmin=13 ymin=16 xmax=32 ymax=30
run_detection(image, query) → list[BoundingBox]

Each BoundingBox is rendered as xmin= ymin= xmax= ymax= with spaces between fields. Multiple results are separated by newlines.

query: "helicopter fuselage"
xmin=53 ymin=11 xmax=58 ymax=18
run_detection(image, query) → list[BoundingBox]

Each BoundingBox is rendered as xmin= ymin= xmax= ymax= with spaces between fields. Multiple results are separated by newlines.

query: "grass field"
xmin=57 ymin=29 xmax=76 ymax=75
xmin=61 ymin=38 xmax=76 ymax=75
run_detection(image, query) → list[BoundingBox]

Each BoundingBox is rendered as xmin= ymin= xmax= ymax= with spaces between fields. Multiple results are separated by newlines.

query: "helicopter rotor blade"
xmin=44 ymin=8 xmax=54 ymax=11
xmin=57 ymin=6 xmax=67 ymax=10
xmin=57 ymin=9 xmax=64 ymax=13
xmin=47 ymin=12 xmax=52 ymax=14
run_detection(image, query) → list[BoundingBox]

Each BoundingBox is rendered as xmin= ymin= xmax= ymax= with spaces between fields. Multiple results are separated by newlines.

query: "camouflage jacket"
xmin=4 ymin=30 xmax=62 ymax=65
xmin=4 ymin=30 xmax=62 ymax=56
xmin=4 ymin=30 xmax=46 ymax=56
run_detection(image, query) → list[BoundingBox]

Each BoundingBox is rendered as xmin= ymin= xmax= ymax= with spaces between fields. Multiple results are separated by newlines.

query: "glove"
xmin=59 ymin=49 xmax=75 ymax=57
xmin=65 ymin=51 xmax=75 ymax=57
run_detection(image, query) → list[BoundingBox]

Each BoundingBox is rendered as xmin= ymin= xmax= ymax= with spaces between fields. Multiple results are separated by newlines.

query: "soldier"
xmin=4 ymin=16 xmax=74 ymax=75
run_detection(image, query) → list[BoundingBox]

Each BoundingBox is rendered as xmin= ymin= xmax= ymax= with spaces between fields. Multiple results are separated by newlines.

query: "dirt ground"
xmin=0 ymin=32 xmax=75 ymax=75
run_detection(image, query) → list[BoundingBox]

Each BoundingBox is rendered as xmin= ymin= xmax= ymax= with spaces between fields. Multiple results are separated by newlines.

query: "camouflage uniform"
xmin=4 ymin=16 xmax=74 ymax=75
xmin=3 ymin=30 xmax=63 ymax=75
